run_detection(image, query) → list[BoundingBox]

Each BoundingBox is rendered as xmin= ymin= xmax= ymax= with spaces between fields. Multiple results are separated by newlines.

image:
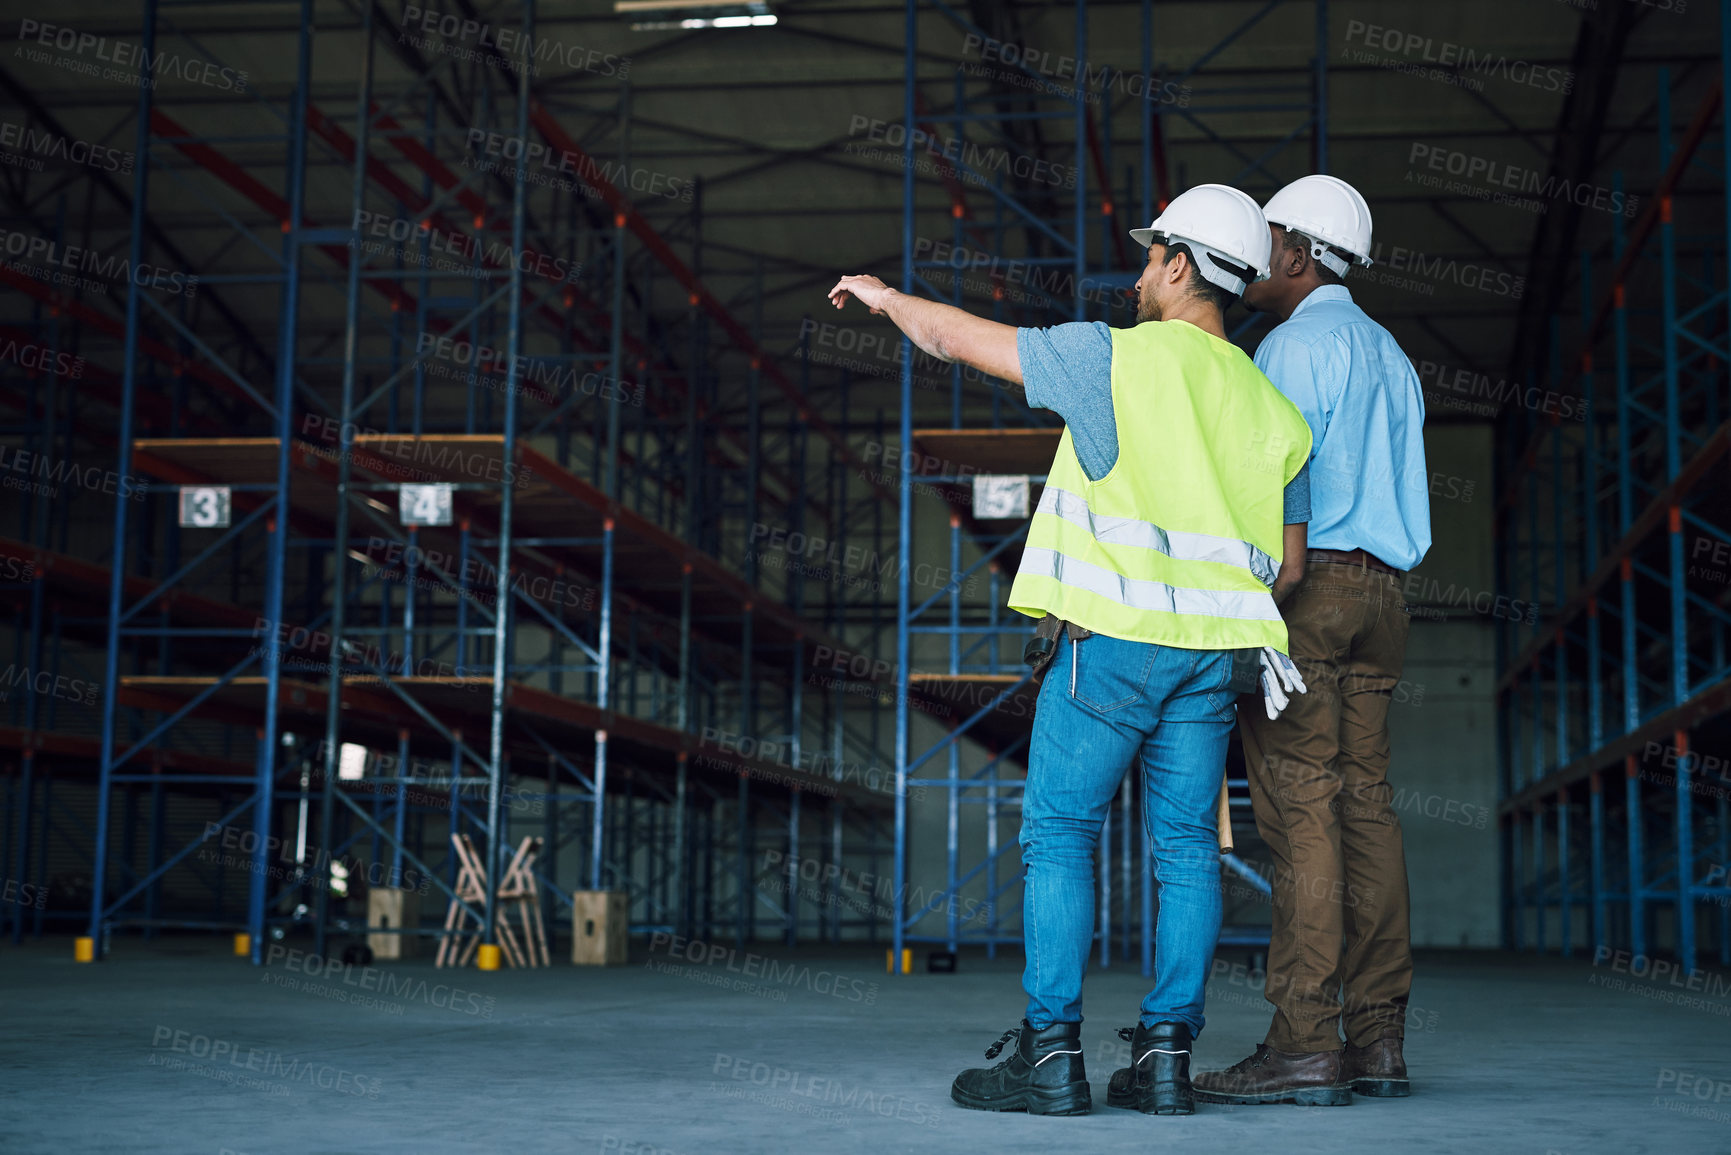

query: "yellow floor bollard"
xmin=73 ymin=937 xmax=94 ymax=963
xmin=477 ymin=943 xmax=502 ymax=971
xmin=885 ymin=948 xmax=912 ymax=975
xmin=233 ymin=933 xmax=251 ymax=957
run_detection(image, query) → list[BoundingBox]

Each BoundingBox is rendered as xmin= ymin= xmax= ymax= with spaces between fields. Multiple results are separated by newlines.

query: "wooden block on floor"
xmin=570 ymin=891 xmax=627 ymax=965
xmin=367 ymin=886 xmax=422 ymax=961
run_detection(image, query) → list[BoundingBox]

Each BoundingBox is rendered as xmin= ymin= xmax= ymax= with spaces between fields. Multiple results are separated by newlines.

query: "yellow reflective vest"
xmin=1008 ymin=319 xmax=1313 ymax=652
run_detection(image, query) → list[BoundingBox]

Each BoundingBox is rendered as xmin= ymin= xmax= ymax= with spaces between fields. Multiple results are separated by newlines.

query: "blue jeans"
xmin=1020 ymin=631 xmax=1236 ymax=1036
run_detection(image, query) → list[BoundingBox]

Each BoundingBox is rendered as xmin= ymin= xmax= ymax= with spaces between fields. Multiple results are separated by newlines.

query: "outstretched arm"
xmin=827 ymin=275 xmax=1022 ymax=387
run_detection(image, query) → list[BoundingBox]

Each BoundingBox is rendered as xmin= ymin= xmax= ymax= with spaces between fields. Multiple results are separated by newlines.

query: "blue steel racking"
xmin=16 ymin=0 xmax=902 ymax=963
xmin=1500 ymin=25 xmax=1731 ymax=974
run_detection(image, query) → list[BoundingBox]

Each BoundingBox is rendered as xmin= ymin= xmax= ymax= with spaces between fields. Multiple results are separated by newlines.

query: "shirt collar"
xmin=1289 ymin=283 xmax=1353 ymax=320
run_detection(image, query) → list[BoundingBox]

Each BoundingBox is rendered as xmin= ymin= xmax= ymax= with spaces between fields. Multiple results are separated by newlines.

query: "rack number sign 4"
xmin=972 ymin=474 xmax=1029 ymax=520
xmin=177 ymin=486 xmax=231 ymax=529
xmin=400 ymin=483 xmax=453 ymax=527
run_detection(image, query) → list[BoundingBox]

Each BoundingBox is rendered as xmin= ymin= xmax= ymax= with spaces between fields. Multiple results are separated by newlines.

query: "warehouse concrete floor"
xmin=2 ymin=937 xmax=1728 ymax=1154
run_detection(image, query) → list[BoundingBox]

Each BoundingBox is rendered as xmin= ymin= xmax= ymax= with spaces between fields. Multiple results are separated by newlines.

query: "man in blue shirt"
xmin=1194 ymin=175 xmax=1431 ymax=1108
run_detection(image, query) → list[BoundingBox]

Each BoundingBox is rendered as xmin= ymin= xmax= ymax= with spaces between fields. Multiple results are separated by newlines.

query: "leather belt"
xmin=1307 ymin=547 xmax=1400 ymax=576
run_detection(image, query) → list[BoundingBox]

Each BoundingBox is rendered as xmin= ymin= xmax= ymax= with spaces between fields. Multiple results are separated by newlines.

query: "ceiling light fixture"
xmin=615 ymin=0 xmax=777 ymax=31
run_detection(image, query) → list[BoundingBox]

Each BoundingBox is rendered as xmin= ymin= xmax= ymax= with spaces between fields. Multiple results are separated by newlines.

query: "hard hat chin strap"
xmin=1199 ymin=250 xmax=1254 ymax=296
xmin=1308 ymin=240 xmax=1351 ymax=279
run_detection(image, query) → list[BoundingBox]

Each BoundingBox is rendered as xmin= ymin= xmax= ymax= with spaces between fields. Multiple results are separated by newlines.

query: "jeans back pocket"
xmin=1069 ymin=635 xmax=1152 ymax=713
xmin=1203 ymin=649 xmax=1243 ymax=722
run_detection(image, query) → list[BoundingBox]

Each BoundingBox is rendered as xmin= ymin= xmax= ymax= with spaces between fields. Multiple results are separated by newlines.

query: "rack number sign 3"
xmin=400 ymin=483 xmax=453 ymax=527
xmin=177 ymin=486 xmax=232 ymax=529
xmin=972 ymin=475 xmax=1029 ymax=520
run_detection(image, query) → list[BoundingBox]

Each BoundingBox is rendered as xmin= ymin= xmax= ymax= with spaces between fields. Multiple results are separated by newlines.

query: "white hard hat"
xmin=1262 ymin=174 xmax=1374 ymax=276
xmin=1128 ymin=183 xmax=1272 ymax=296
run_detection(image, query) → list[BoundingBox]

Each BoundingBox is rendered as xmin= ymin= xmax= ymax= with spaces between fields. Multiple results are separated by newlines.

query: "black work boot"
xmin=1342 ymin=1029 xmax=1410 ymax=1097
xmin=950 ymin=1020 xmax=1091 ymax=1115
xmin=1193 ymin=1044 xmax=1352 ymax=1106
xmin=1106 ymin=1021 xmax=1194 ymax=1115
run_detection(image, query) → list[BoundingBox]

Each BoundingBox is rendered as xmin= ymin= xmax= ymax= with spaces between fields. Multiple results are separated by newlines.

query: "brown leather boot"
xmin=1342 ymin=1030 xmax=1409 ymax=1097
xmin=1192 ymin=1044 xmax=1352 ymax=1106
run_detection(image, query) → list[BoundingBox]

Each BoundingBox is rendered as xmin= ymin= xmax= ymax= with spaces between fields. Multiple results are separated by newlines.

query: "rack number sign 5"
xmin=177 ymin=486 xmax=232 ymax=529
xmin=972 ymin=475 xmax=1029 ymax=520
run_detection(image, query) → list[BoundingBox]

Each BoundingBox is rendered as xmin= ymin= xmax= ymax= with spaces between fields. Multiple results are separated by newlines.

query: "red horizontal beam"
xmin=152 ymin=109 xmax=419 ymax=318
xmin=0 ymin=534 xmax=262 ymax=633
xmin=0 ymin=724 xmax=252 ymax=778
xmin=0 ymin=264 xmax=254 ymax=416
xmin=0 ymin=325 xmax=230 ymax=437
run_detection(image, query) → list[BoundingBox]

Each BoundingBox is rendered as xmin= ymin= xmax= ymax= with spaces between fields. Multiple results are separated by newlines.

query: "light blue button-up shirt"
xmin=1252 ymin=285 xmax=1431 ymax=571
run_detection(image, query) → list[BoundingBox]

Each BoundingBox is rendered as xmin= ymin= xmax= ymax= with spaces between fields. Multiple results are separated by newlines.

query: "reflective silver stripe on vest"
xmin=1037 ymin=486 xmax=1278 ymax=589
xmin=1019 ymin=547 xmax=1282 ymax=622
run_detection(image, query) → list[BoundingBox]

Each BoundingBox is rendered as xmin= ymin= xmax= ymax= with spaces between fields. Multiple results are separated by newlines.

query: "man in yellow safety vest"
xmin=828 ymin=183 xmax=1314 ymax=1118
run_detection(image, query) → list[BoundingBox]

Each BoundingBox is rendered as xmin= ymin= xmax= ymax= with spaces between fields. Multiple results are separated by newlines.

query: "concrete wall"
xmin=1389 ymin=422 xmax=1500 ymax=948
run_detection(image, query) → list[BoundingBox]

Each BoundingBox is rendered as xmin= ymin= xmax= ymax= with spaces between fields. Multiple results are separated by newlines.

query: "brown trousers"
xmin=1237 ymin=557 xmax=1413 ymax=1053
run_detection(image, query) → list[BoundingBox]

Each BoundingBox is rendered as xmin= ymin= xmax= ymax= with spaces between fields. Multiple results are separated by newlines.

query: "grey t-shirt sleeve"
xmin=1016 ymin=322 xmax=1117 ymax=482
xmin=1283 ymin=460 xmax=1311 ymax=524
